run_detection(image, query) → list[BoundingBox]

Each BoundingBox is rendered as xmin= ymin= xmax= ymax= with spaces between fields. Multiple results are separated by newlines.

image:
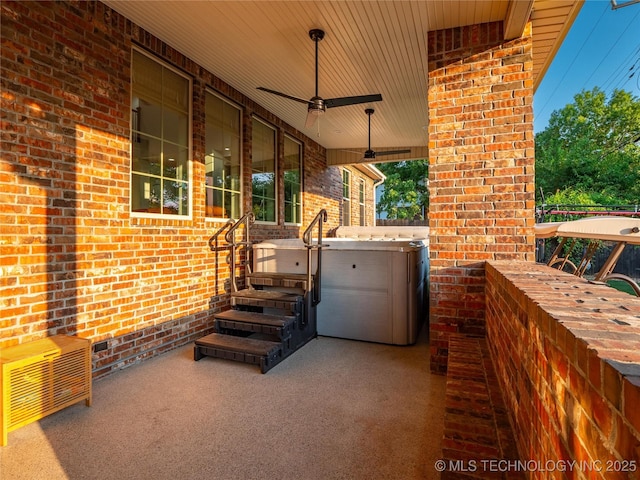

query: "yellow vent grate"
xmin=1 ymin=335 xmax=92 ymax=446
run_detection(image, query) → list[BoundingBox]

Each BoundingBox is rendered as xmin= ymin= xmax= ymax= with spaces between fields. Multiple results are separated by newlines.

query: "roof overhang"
xmin=103 ymin=0 xmax=583 ymax=155
xmin=353 ymin=164 xmax=386 ymax=183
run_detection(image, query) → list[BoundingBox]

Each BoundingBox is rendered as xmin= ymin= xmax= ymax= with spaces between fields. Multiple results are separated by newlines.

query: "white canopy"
xmin=534 ymin=216 xmax=640 ymax=244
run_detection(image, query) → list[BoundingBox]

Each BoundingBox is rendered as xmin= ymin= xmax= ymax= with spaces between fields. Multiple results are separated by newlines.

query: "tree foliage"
xmin=536 ymin=88 xmax=640 ymax=205
xmin=375 ymin=159 xmax=428 ymax=219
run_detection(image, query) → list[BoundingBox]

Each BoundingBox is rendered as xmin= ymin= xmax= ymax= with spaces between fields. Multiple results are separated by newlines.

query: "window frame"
xmin=283 ymin=134 xmax=303 ymax=226
xmin=342 ymin=168 xmax=351 ymax=226
xmin=130 ymin=47 xmax=192 ymax=219
xmin=251 ymin=116 xmax=278 ymax=224
xmin=204 ymin=89 xmax=243 ymax=221
xmin=359 ymin=178 xmax=366 ymax=226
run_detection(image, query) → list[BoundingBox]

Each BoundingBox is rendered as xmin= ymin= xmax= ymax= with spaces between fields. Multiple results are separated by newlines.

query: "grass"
xmin=606 ymin=279 xmax=639 ymax=296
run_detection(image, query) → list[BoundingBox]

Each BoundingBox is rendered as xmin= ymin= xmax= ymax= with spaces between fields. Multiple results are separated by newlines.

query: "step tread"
xmin=231 ymin=289 xmax=301 ymax=302
xmin=248 ymin=272 xmax=313 ymax=290
xmin=195 ymin=333 xmax=281 ymax=356
xmin=215 ymin=309 xmax=295 ymax=327
xmin=249 ymin=272 xmax=309 ymax=280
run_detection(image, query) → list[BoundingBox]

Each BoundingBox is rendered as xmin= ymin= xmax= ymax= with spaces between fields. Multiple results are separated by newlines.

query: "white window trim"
xmin=251 ymin=116 xmax=278 ymax=225
xmin=283 ymin=134 xmax=303 ymax=226
xmin=359 ymin=178 xmax=366 ymax=226
xmin=130 ymin=47 xmax=193 ymax=220
xmin=204 ymin=89 xmax=243 ymax=222
xmin=342 ymin=168 xmax=351 ymax=226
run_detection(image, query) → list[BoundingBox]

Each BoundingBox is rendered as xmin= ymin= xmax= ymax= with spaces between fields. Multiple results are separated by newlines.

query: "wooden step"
xmin=214 ymin=309 xmax=295 ymax=339
xmin=248 ymin=272 xmax=311 ymax=290
xmin=231 ymin=288 xmax=302 ymax=313
xmin=194 ymin=333 xmax=283 ymax=373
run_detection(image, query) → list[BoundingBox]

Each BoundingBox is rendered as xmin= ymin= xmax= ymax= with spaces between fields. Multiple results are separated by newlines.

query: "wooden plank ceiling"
xmin=103 ymin=0 xmax=582 ymax=161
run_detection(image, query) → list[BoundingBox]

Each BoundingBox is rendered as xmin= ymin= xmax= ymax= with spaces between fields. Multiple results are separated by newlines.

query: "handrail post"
xmin=225 ymin=212 xmax=255 ymax=293
xmin=303 ymin=209 xmax=327 ymax=306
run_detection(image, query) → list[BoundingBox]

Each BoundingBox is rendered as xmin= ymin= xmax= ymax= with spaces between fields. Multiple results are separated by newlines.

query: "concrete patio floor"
xmin=1 ymin=328 xmax=446 ymax=480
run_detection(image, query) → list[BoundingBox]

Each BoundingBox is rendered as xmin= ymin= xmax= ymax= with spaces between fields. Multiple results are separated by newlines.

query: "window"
xmin=131 ymin=49 xmax=190 ymax=216
xmin=342 ymin=169 xmax=351 ymax=226
xmin=252 ymin=118 xmax=276 ymax=222
xmin=359 ymin=178 xmax=366 ymax=226
xmin=205 ymin=92 xmax=242 ymax=219
xmin=284 ymin=135 xmax=302 ymax=224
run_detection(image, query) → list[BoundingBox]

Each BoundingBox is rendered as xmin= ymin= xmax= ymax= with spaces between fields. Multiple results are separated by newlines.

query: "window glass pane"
xmin=205 ymin=154 xmax=224 ymax=187
xmin=131 ymin=50 xmax=190 ymax=216
xmin=163 ymin=179 xmax=189 ymax=215
xmin=163 ymin=68 xmax=189 ymax=113
xmin=132 ymin=51 xmax=162 ymax=103
xmin=163 ymin=107 xmax=189 ymax=145
xmin=133 ymin=96 xmax=162 ymax=138
xmin=225 ymin=190 xmax=241 ymax=219
xmin=132 ymin=173 xmax=161 ymax=213
xmin=252 ymin=118 xmax=276 ymax=222
xmin=132 ymin=134 xmax=161 ymax=176
xmin=205 ymin=91 xmax=242 ymax=218
xmin=223 ymin=101 xmax=239 ymax=130
xmin=163 ymin=143 xmax=188 ymax=180
xmin=206 ymin=188 xmax=226 ymax=218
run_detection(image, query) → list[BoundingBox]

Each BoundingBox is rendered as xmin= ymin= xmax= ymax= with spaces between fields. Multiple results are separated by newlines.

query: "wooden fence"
xmin=375 ymin=219 xmax=429 ymax=227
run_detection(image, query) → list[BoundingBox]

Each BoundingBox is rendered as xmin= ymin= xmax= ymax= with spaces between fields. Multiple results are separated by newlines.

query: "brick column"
xmin=427 ymin=22 xmax=536 ymax=373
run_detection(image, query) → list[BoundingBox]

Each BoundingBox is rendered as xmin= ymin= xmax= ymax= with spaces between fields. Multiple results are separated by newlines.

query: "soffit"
xmin=103 ymin=0 xmax=582 ymax=152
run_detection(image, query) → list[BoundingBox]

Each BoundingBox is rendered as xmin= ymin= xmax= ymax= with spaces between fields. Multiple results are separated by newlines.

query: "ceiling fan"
xmin=351 ymin=108 xmax=411 ymax=160
xmin=257 ymin=29 xmax=382 ymax=128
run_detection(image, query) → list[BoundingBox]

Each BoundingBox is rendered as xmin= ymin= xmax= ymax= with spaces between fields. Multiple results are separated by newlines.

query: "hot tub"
xmin=252 ymin=226 xmax=429 ymax=345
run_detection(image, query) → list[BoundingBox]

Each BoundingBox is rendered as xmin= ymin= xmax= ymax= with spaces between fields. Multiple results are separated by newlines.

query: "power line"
xmin=582 ymin=8 xmax=640 ymax=92
xmin=601 ymin=43 xmax=639 ymax=92
xmin=617 ymin=47 xmax=640 ymax=91
xmin=536 ymin=2 xmax=608 ymax=121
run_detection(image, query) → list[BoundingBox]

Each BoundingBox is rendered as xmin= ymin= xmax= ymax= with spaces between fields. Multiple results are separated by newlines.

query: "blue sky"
xmin=533 ymin=0 xmax=640 ymax=133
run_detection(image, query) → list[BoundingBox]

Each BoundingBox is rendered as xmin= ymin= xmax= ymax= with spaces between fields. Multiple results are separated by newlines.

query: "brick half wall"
xmin=486 ymin=261 xmax=640 ymax=477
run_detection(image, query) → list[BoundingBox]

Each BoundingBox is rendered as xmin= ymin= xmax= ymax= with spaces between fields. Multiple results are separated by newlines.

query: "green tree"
xmin=375 ymin=159 xmax=428 ymax=219
xmin=536 ymin=88 xmax=640 ymax=204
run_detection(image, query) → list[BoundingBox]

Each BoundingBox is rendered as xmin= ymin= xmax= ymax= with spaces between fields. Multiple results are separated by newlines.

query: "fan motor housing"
xmin=309 ymin=29 xmax=325 ymax=42
xmin=309 ymin=96 xmax=326 ymax=113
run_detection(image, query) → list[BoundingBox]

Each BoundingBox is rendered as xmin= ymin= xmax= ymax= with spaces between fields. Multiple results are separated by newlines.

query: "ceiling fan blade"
xmin=325 ymin=94 xmax=382 ymax=108
xmin=375 ymin=149 xmax=412 ymax=156
xmin=256 ymin=87 xmax=310 ymax=105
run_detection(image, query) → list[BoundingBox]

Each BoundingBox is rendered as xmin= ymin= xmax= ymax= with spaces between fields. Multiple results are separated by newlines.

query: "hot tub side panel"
xmin=316 ymin=246 xmax=425 ymax=345
xmin=253 ymin=239 xmax=427 ymax=345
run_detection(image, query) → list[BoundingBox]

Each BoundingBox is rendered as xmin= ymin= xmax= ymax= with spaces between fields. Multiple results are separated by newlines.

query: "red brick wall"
xmin=486 ymin=261 xmax=640 ymax=479
xmin=427 ymin=22 xmax=536 ymax=373
xmin=341 ymin=166 xmax=377 ymax=227
xmin=303 ymin=142 xmax=342 ymax=230
xmin=0 ymin=1 xmax=342 ymax=377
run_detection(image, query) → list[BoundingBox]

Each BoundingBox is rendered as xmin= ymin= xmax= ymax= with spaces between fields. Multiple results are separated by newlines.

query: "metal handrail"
xmin=303 ymin=209 xmax=327 ymax=246
xmin=225 ymin=212 xmax=254 ymax=245
xmin=303 ymin=209 xmax=327 ymax=306
xmin=208 ymin=219 xmax=234 ymax=251
xmin=225 ymin=212 xmax=255 ymax=292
